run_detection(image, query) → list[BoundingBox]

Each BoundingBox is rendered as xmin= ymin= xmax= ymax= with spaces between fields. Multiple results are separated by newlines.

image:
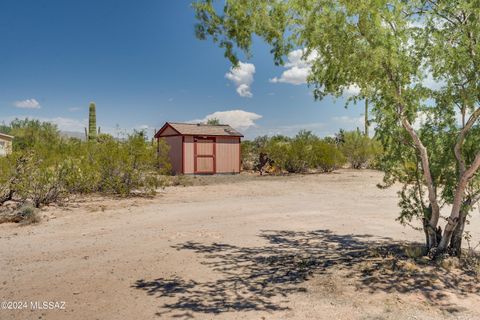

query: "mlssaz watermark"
xmin=1 ymin=301 xmax=66 ymax=310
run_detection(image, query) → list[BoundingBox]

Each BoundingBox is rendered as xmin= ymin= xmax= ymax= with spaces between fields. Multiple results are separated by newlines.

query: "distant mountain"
xmin=60 ymin=131 xmax=85 ymax=140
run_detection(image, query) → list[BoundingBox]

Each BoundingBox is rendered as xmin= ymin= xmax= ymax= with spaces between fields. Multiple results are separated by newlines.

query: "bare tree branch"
xmin=464 ymin=152 xmax=480 ymax=181
xmin=454 ymin=107 xmax=480 ymax=176
xmin=401 ymin=116 xmax=441 ymax=228
xmin=439 ymin=151 xmax=480 ymax=250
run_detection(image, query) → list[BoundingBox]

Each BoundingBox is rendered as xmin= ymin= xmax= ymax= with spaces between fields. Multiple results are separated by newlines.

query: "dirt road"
xmin=1 ymin=170 xmax=479 ymax=319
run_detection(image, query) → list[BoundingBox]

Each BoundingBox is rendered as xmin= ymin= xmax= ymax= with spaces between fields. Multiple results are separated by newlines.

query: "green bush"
xmin=240 ymin=136 xmax=274 ymax=173
xmin=340 ymin=130 xmax=382 ymax=169
xmin=240 ymin=140 xmax=256 ymax=170
xmin=0 ymin=119 xmax=172 ymax=207
xmin=310 ymin=141 xmax=346 ymax=172
xmin=244 ymin=131 xmax=346 ymax=174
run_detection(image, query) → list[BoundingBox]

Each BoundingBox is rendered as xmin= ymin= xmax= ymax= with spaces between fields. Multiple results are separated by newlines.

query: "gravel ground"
xmin=1 ymin=169 xmax=479 ymax=320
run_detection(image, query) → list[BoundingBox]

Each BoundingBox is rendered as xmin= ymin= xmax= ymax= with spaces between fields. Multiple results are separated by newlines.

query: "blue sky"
xmin=0 ymin=0 xmax=366 ymax=139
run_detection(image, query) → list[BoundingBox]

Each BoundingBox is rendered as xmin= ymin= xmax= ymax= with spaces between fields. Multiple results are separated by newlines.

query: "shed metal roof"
xmin=155 ymin=122 xmax=243 ymax=138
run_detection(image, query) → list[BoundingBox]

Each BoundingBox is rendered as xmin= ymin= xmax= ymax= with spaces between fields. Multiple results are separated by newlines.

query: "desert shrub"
xmin=156 ymin=138 xmax=173 ymax=175
xmin=64 ymin=132 xmax=171 ymax=196
xmin=460 ymin=234 xmax=480 ymax=275
xmin=0 ymin=153 xmax=38 ymax=205
xmin=241 ymin=136 xmax=274 ymax=173
xmin=19 ymin=159 xmax=65 ymax=207
xmin=340 ymin=130 xmax=382 ymax=169
xmin=0 ymin=156 xmax=14 ymax=203
xmin=310 ymin=141 xmax=346 ymax=172
xmin=240 ymin=140 xmax=256 ymax=170
xmin=17 ymin=204 xmax=41 ymax=225
xmin=8 ymin=118 xmax=61 ymax=151
xmin=462 ymin=249 xmax=480 ymax=276
xmin=265 ymin=137 xmax=296 ymax=172
xmin=0 ymin=203 xmax=41 ymax=225
xmin=261 ymin=131 xmax=345 ymax=174
xmin=0 ymin=120 xmax=172 ymax=207
xmin=0 ymin=203 xmax=40 ymax=224
xmin=264 ymin=133 xmax=314 ymax=173
xmin=241 ymin=131 xmax=345 ymax=174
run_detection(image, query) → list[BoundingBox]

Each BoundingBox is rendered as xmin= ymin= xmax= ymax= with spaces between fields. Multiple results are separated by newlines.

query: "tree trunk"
xmin=444 ymin=108 xmax=480 ymax=255
xmin=422 ymin=217 xmax=430 ymax=249
xmin=422 ymin=205 xmax=440 ymax=250
xmin=438 ymin=152 xmax=480 ymax=252
xmin=364 ymin=99 xmax=369 ymax=137
xmin=401 ymin=117 xmax=441 ymax=251
xmin=448 ymin=204 xmax=468 ymax=257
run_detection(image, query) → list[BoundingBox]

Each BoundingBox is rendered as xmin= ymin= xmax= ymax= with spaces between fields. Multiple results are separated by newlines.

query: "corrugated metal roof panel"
xmin=157 ymin=122 xmax=243 ymax=137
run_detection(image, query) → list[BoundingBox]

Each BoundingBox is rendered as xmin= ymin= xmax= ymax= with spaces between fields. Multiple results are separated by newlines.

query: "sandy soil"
xmin=1 ymin=169 xmax=479 ymax=320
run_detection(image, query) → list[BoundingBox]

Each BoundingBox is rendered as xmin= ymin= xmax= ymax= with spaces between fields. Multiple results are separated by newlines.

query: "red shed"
xmin=154 ymin=122 xmax=243 ymax=175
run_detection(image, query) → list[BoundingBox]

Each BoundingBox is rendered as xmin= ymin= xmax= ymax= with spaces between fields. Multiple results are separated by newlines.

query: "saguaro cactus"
xmin=88 ymin=102 xmax=97 ymax=141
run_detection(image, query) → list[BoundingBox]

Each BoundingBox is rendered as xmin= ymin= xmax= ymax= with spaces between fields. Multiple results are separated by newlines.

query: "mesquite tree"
xmin=425 ymin=1 xmax=480 ymax=254
xmin=193 ymin=0 xmax=480 ymax=255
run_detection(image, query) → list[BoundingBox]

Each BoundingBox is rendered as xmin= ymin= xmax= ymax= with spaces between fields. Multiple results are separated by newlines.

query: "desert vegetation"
xmin=0 ymin=113 xmax=380 ymax=225
xmin=0 ymin=118 xmax=171 ymax=223
xmin=241 ymin=129 xmax=380 ymax=174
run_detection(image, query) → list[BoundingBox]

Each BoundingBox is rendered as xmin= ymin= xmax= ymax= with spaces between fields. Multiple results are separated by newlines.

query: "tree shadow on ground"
xmin=133 ymin=229 xmax=479 ymax=318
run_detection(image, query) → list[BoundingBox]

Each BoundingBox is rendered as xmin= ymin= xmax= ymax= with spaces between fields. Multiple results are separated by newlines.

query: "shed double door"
xmin=194 ymin=137 xmax=216 ymax=174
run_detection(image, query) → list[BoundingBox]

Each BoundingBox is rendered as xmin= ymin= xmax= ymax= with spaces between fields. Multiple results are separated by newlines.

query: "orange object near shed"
xmin=154 ymin=122 xmax=243 ymax=175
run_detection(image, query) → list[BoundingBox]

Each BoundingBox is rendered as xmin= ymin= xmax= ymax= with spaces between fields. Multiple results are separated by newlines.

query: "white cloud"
xmin=14 ymin=98 xmax=41 ymax=109
xmin=343 ymin=84 xmax=361 ymax=97
xmin=190 ymin=109 xmax=262 ymax=130
xmin=270 ymin=66 xmax=310 ymax=85
xmin=270 ymin=50 xmax=362 ymax=97
xmin=225 ymin=62 xmax=255 ymax=98
xmin=236 ymin=84 xmax=252 ymax=98
xmin=422 ymin=72 xmax=445 ymax=90
xmin=270 ymin=49 xmax=318 ymax=85
xmin=332 ymin=116 xmax=364 ymax=125
xmin=69 ymin=107 xmax=80 ymax=112
xmin=43 ymin=117 xmax=87 ymax=132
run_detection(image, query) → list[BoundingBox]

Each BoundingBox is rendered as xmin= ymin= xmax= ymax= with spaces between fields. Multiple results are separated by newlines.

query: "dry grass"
xmin=461 ymin=247 xmax=480 ymax=277
xmin=168 ymin=175 xmax=193 ymax=187
xmin=17 ymin=204 xmax=41 ymax=225
xmin=0 ymin=203 xmax=41 ymax=225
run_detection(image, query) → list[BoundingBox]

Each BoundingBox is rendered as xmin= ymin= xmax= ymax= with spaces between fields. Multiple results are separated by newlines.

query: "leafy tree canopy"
xmin=193 ymin=0 xmax=480 ymax=255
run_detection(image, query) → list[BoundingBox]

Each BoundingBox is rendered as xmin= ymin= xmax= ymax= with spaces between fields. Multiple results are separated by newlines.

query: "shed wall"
xmin=183 ymin=136 xmax=195 ymax=174
xmin=160 ymin=126 xmax=179 ymax=136
xmin=215 ymin=137 xmax=240 ymax=173
xmin=162 ymin=136 xmax=182 ymax=174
